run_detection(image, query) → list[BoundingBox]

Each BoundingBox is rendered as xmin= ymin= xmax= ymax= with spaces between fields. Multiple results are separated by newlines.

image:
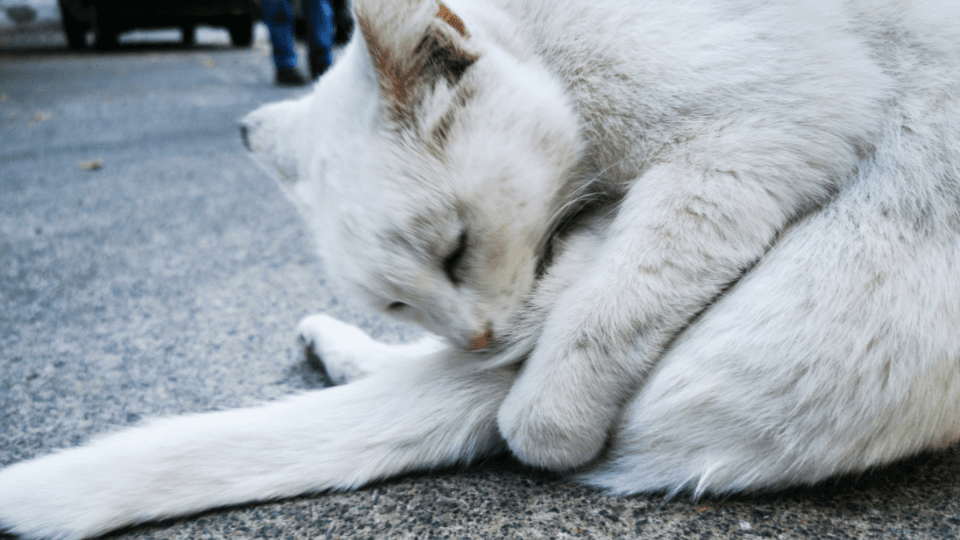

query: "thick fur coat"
xmin=2 ymin=0 xmax=960 ymax=538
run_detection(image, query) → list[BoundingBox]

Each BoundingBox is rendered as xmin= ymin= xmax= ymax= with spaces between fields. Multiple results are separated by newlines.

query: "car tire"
xmin=58 ymin=2 xmax=88 ymax=49
xmin=181 ymin=24 xmax=196 ymax=46
xmin=228 ymin=16 xmax=254 ymax=48
xmin=92 ymin=4 xmax=119 ymax=50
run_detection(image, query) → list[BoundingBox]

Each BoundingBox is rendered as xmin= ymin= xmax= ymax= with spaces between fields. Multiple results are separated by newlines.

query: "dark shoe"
xmin=275 ymin=67 xmax=308 ymax=86
xmin=331 ymin=0 xmax=354 ymax=45
xmin=308 ymin=50 xmax=331 ymax=80
xmin=334 ymin=14 xmax=353 ymax=45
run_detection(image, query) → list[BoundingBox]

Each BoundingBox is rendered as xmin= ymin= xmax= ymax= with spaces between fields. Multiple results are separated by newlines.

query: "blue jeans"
xmin=261 ymin=0 xmax=334 ymax=70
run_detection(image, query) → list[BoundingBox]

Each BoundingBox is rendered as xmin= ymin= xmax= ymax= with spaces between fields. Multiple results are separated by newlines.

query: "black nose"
xmin=239 ymin=124 xmax=251 ymax=151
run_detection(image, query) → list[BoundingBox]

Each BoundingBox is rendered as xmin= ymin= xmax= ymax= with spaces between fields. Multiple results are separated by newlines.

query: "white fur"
xmin=0 ymin=350 xmax=511 ymax=540
xmin=297 ymin=314 xmax=445 ymax=384
xmin=3 ymin=0 xmax=960 ymax=537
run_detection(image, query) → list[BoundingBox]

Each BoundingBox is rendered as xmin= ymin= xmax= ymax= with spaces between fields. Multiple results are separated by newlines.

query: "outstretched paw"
xmin=296 ymin=314 xmax=379 ymax=385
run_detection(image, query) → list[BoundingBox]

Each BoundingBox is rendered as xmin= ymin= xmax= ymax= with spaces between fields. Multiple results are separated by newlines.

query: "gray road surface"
xmin=2 ymin=25 xmax=960 ymax=540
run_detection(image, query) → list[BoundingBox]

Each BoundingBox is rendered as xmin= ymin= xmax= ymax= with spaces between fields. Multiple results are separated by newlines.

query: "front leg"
xmin=499 ymin=159 xmax=839 ymax=469
xmin=297 ymin=314 xmax=445 ymax=384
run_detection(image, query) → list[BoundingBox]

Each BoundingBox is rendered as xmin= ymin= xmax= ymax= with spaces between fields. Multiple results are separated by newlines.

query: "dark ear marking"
xmin=430 ymin=109 xmax=456 ymax=149
xmin=427 ymin=2 xmax=475 ymax=84
xmin=357 ymin=0 xmax=478 ymax=126
xmin=414 ymin=30 xmax=478 ymax=87
xmin=427 ymin=83 xmax=475 ymax=154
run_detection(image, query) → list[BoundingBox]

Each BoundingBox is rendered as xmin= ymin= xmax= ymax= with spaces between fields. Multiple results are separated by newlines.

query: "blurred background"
xmin=0 ymin=0 xmax=351 ymax=54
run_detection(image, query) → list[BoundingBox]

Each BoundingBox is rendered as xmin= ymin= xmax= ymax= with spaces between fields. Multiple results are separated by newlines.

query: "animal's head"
xmin=241 ymin=0 xmax=582 ymax=350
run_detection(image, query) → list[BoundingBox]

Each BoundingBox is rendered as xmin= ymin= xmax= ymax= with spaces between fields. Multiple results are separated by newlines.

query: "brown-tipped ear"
xmin=355 ymin=0 xmax=479 ymax=122
xmin=436 ymin=3 xmax=467 ymax=37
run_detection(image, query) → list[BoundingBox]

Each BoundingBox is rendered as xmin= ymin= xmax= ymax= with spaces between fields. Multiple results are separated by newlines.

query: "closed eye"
xmin=443 ymin=230 xmax=469 ymax=286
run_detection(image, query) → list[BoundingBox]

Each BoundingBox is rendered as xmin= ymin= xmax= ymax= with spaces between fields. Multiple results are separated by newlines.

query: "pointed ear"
xmin=353 ymin=0 xmax=479 ymax=120
xmin=435 ymin=3 xmax=467 ymax=37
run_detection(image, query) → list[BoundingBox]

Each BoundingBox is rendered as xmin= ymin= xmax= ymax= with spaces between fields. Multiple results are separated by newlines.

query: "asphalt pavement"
xmin=2 ymin=22 xmax=960 ymax=540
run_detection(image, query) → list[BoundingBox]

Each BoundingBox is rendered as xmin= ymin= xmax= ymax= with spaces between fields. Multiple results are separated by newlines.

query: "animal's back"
xmin=579 ymin=0 xmax=960 ymax=495
xmin=507 ymin=0 xmax=960 ymax=177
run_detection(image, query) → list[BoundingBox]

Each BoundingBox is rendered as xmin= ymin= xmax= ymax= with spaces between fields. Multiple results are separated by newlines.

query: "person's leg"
xmin=261 ymin=0 xmax=306 ymax=85
xmin=330 ymin=0 xmax=353 ymax=45
xmin=304 ymin=0 xmax=335 ymax=78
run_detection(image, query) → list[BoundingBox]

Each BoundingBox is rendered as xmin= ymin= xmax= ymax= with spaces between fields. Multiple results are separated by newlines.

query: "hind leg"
xmin=584 ymin=188 xmax=960 ymax=495
xmin=297 ymin=314 xmax=445 ymax=384
xmin=583 ymin=38 xmax=960 ymax=493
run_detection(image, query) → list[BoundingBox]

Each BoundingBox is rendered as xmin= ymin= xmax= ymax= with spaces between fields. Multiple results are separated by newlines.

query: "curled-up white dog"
xmin=3 ymin=0 xmax=960 ymax=538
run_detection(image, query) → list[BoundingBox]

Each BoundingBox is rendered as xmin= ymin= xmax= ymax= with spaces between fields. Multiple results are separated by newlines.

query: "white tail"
xmin=0 ymin=348 xmax=512 ymax=540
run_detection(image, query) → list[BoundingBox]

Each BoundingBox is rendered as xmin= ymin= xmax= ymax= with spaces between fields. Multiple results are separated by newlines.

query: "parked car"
xmin=57 ymin=0 xmax=259 ymax=49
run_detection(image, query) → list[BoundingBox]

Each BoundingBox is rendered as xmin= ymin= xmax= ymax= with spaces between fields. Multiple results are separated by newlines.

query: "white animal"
xmin=3 ymin=0 xmax=960 ymax=538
